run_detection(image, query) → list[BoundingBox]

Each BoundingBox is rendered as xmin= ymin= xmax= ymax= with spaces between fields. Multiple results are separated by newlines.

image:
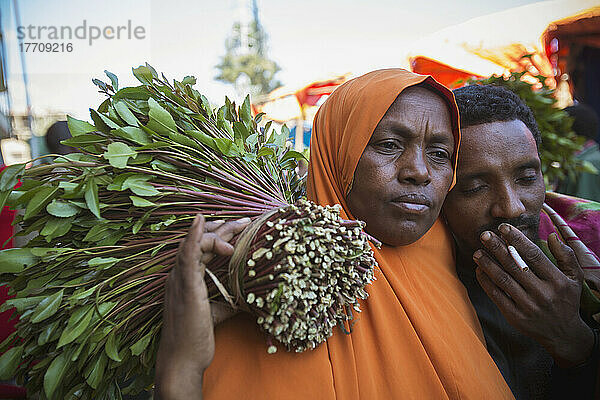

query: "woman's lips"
xmin=390 ymin=201 xmax=430 ymax=213
xmin=390 ymin=194 xmax=432 ymax=214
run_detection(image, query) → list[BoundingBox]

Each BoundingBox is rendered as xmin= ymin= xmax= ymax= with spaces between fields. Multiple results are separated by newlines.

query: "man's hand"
xmin=542 ymin=203 xmax=600 ymax=292
xmin=473 ymin=221 xmax=594 ymax=368
xmin=155 ymin=214 xmax=250 ymax=400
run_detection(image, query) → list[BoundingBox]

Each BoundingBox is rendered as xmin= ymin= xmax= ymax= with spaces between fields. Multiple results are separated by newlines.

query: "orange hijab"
xmin=203 ymin=69 xmax=513 ymax=400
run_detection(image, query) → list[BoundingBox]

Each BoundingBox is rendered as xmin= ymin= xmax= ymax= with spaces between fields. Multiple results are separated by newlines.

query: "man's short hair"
xmin=453 ymin=84 xmax=541 ymax=148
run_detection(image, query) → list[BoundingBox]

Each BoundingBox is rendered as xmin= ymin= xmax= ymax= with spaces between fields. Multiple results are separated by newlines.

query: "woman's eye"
xmin=377 ymin=141 xmax=399 ymax=150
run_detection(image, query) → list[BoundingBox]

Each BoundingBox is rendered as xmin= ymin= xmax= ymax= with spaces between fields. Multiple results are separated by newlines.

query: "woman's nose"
xmin=398 ymin=149 xmax=431 ymax=186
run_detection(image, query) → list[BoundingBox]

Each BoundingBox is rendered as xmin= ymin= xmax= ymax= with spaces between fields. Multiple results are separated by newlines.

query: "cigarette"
xmin=508 ymin=245 xmax=529 ymax=272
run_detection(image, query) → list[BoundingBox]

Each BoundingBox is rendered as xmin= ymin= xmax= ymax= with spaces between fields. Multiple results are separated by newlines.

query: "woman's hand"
xmin=155 ymin=214 xmax=250 ymax=400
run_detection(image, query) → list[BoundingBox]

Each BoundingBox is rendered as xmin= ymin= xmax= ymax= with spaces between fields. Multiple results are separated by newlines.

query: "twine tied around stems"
xmin=225 ymin=207 xmax=282 ymax=311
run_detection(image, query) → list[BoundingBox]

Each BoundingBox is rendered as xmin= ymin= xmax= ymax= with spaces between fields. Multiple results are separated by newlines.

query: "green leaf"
xmin=44 ymin=352 xmax=70 ymax=399
xmin=147 ymin=97 xmax=177 ymax=134
xmin=181 ymin=75 xmax=196 ymax=85
xmin=233 ymin=121 xmax=250 ymax=141
xmin=40 ymin=216 xmax=73 ymax=241
xmin=257 ymin=147 xmax=275 ymax=158
xmin=281 ymin=150 xmax=308 ymax=163
xmin=91 ymin=109 xmax=121 ymax=130
xmin=150 ymin=159 xmax=178 ymax=173
xmin=114 ymin=101 xmax=139 ymax=126
xmin=105 ymin=70 xmax=118 ymax=90
xmin=114 ymin=126 xmax=150 ymax=145
xmin=240 ymin=95 xmax=252 ymax=123
xmin=122 ymin=175 xmax=159 ymax=197
xmin=0 ymin=190 xmax=10 ymax=212
xmin=24 ymin=186 xmax=59 ymax=219
xmin=83 ymin=224 xmax=114 ymax=242
xmin=130 ymin=331 xmax=153 ymax=356
xmin=105 ymin=331 xmax=122 ymax=362
xmin=0 ymin=163 xmax=25 ymax=191
xmin=137 ymin=141 xmax=171 ymax=150
xmin=67 ymin=115 xmax=96 ymax=137
xmin=88 ymin=257 xmax=120 ymax=270
xmin=186 ymin=130 xmax=216 ymax=150
xmin=97 ymin=302 xmax=117 ymax=317
xmin=107 ymin=172 xmax=138 ymax=191
xmin=103 ymin=142 xmax=136 ymax=168
xmin=132 ymin=210 xmax=151 ymax=234
xmin=30 ymin=289 xmax=64 ymax=323
xmin=0 ymin=345 xmax=23 ymax=380
xmin=38 ymin=320 xmax=60 ymax=346
xmin=85 ymin=352 xmax=107 ymax=389
xmin=85 ymin=180 xmax=101 ymax=219
xmin=47 ymin=199 xmax=79 ymax=217
xmin=3 ymin=295 xmax=46 ymax=313
xmin=57 ymin=305 xmax=94 ymax=347
xmin=70 ymin=285 xmax=99 ymax=301
xmin=132 ymin=65 xmax=154 ymax=85
xmin=130 ymin=195 xmax=156 ymax=207
xmin=246 ymin=133 xmax=259 ymax=147
xmin=214 ymin=138 xmax=240 ymax=157
xmin=61 ymin=134 xmax=105 ymax=147
xmin=168 ymin=131 xmax=198 ymax=149
xmin=113 ymin=86 xmax=151 ymax=102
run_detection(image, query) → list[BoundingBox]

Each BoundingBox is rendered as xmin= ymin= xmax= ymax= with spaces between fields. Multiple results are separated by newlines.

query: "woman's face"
xmin=346 ymin=86 xmax=455 ymax=246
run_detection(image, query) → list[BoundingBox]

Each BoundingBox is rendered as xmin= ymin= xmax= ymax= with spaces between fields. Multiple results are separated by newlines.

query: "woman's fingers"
xmin=199 ymin=217 xmax=252 ymax=264
xmin=212 ymin=217 xmax=252 ymax=242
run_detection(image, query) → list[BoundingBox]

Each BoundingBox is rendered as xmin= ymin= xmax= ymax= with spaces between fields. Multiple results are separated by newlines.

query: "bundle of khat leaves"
xmin=0 ymin=64 xmax=378 ymax=400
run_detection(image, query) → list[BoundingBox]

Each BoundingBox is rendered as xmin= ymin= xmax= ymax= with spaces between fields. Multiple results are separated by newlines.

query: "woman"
xmin=156 ymin=69 xmax=514 ymax=399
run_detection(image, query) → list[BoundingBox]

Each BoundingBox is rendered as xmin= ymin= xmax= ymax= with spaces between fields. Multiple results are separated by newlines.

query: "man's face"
xmin=347 ymin=86 xmax=455 ymax=246
xmin=443 ymin=120 xmax=546 ymax=256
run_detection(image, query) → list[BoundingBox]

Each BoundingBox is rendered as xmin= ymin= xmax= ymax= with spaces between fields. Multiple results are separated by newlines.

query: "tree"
xmin=468 ymin=70 xmax=597 ymax=188
xmin=215 ymin=3 xmax=282 ymax=98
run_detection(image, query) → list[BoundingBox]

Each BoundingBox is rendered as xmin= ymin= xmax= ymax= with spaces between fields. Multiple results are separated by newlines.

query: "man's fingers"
xmin=475 ymin=266 xmax=521 ymax=321
xmin=542 ymin=203 xmax=600 ymax=271
xmin=474 ymin=250 xmax=531 ymax=306
xmin=548 ymin=232 xmax=582 ymax=283
xmin=543 ymin=204 xmax=588 ymax=253
xmin=480 ymin=230 xmax=541 ymax=293
xmin=499 ymin=223 xmax=556 ymax=281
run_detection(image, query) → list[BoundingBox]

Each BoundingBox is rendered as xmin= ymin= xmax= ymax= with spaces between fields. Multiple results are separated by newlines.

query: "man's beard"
xmin=476 ymin=214 xmax=541 ymax=244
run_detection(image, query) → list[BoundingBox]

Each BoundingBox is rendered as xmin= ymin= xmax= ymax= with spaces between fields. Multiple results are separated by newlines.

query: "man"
xmin=443 ymin=84 xmax=599 ymax=399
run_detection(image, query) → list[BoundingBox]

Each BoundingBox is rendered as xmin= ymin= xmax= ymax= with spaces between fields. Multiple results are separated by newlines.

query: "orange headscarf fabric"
xmin=203 ymin=69 xmax=513 ymax=400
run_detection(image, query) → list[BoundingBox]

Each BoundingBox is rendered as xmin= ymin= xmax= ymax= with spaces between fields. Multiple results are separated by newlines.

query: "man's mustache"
xmin=477 ymin=215 xmax=540 ymax=240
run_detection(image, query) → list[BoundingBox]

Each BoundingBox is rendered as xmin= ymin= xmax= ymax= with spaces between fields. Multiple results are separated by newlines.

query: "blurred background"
xmin=0 ymin=0 xmax=598 ymax=163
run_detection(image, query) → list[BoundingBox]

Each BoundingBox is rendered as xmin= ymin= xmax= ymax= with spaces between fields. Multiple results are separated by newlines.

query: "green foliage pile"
xmin=0 ymin=65 xmax=376 ymax=399
xmin=467 ymin=70 xmax=597 ymax=188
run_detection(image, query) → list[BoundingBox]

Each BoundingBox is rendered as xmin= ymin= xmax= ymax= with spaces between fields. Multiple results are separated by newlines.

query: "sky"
xmin=0 ymin=0 xmax=573 ymax=123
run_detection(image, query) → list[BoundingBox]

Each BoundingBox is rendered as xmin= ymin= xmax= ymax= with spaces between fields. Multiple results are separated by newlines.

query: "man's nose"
xmin=398 ymin=148 xmax=431 ymax=186
xmin=490 ymin=185 xmax=526 ymax=219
